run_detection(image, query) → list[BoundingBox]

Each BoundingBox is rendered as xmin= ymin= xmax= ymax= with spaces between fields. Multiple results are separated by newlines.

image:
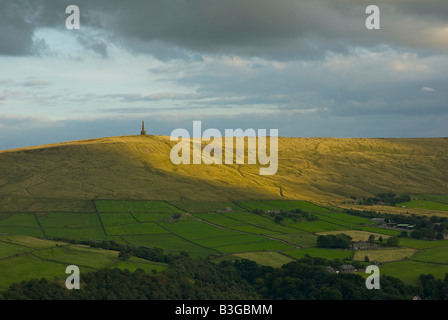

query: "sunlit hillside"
xmin=1 ymin=135 xmax=447 ymax=208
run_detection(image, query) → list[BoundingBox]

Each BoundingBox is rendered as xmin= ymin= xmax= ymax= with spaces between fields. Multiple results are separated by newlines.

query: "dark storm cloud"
xmin=1 ymin=0 xmax=447 ymax=58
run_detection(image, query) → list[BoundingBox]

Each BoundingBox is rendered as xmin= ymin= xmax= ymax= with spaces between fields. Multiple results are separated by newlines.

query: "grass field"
xmin=38 ymin=212 xmax=107 ymax=240
xmin=0 ymin=213 xmax=40 ymax=227
xmin=1 ymin=197 xmax=448 ymax=290
xmin=123 ymin=234 xmax=219 ymax=256
xmin=287 ymin=220 xmax=349 ymax=233
xmin=398 ymin=237 xmax=448 ymax=249
xmin=193 ymin=234 xmax=267 ymax=248
xmin=167 ymin=201 xmax=244 ymax=213
xmin=158 ymin=219 xmax=242 ymax=241
xmin=283 ymin=248 xmax=354 ymax=260
xmin=193 ymin=213 xmax=247 ymax=227
xmin=353 ymin=248 xmax=417 ymax=263
xmin=413 ymin=194 xmax=448 ymax=204
xmin=105 ymin=222 xmax=169 ymax=236
xmin=221 ymin=212 xmax=301 ymax=233
xmin=412 ymin=247 xmax=448 ymax=264
xmin=398 ymin=200 xmax=448 ymax=211
xmin=316 ymin=230 xmax=392 ymax=242
xmin=381 ymin=261 xmax=448 ymax=285
xmin=0 ymin=234 xmax=167 ymax=291
xmin=215 ymin=240 xmax=295 ymax=254
xmin=230 ymin=252 xmax=294 ymax=268
xmin=265 ymin=200 xmax=335 ymax=213
xmin=95 ymin=200 xmax=182 ymax=213
xmin=268 ymin=233 xmax=317 ymax=248
xmin=0 ymin=226 xmax=45 ymax=238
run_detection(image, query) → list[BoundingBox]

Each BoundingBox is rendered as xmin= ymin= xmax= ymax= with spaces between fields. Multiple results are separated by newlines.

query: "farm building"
xmin=340 ymin=264 xmax=356 ymax=273
xmin=352 ymin=241 xmax=377 ymax=250
xmin=371 ymin=218 xmax=385 ymax=224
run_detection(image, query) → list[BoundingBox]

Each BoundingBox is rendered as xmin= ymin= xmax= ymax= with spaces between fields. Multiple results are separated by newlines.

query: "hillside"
xmin=1 ymin=135 xmax=448 ymax=207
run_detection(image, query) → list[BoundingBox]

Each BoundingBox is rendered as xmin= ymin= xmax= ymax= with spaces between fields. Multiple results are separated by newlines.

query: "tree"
xmin=118 ymin=251 xmax=131 ymax=261
xmin=274 ymin=216 xmax=284 ymax=224
xmin=386 ymin=237 xmax=400 ymax=247
xmin=379 ymin=236 xmax=383 ymax=243
xmin=317 ymin=234 xmax=352 ymax=249
xmin=368 ymin=235 xmax=375 ymax=243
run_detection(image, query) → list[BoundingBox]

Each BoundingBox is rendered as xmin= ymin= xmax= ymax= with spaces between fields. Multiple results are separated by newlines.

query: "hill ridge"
xmin=1 ymin=135 xmax=447 ymax=204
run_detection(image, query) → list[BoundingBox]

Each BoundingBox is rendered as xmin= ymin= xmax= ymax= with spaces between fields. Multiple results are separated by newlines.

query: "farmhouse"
xmin=326 ymin=266 xmax=336 ymax=273
xmin=371 ymin=218 xmax=385 ymax=226
xmin=352 ymin=241 xmax=377 ymax=250
xmin=340 ymin=264 xmax=356 ymax=273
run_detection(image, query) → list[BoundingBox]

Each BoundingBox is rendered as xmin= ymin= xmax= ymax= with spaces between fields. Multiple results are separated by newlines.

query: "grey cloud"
xmin=77 ymin=33 xmax=109 ymax=58
xmin=1 ymin=0 xmax=447 ymax=59
xmin=152 ymin=52 xmax=448 ymax=118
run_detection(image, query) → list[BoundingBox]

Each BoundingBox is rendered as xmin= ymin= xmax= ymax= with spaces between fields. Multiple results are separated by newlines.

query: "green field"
xmin=398 ymin=200 xmax=448 ymax=211
xmin=193 ymin=213 xmax=247 ymax=227
xmin=381 ymin=261 xmax=448 ymax=285
xmin=194 ymin=234 xmax=268 ymax=248
xmin=412 ymin=247 xmax=448 ymax=264
xmin=313 ymin=211 xmax=372 ymax=225
xmin=100 ymin=213 xmax=137 ymax=226
xmin=0 ymin=213 xmax=40 ymax=227
xmin=268 ymin=233 xmax=317 ymax=248
xmin=0 ymin=226 xmax=45 ymax=238
xmin=235 ymin=201 xmax=281 ymax=212
xmin=283 ymin=248 xmax=354 ymax=260
xmin=226 ymin=252 xmax=294 ymax=268
xmin=413 ymin=194 xmax=448 ymax=204
xmin=166 ymin=201 xmax=244 ymax=213
xmin=123 ymin=234 xmax=219 ymax=255
xmin=132 ymin=213 xmax=174 ymax=222
xmin=287 ymin=220 xmax=349 ymax=233
xmin=221 ymin=212 xmax=300 ymax=233
xmin=1 ymin=199 xmax=448 ymax=291
xmin=266 ymin=200 xmax=335 ymax=213
xmin=398 ymin=237 xmax=448 ymax=249
xmin=37 ymin=212 xmax=109 ymax=240
xmin=158 ymin=219 xmax=242 ymax=240
xmin=38 ymin=212 xmax=101 ymax=228
xmin=0 ymin=234 xmax=167 ymax=291
xmin=105 ymin=222 xmax=168 ymax=236
xmin=216 ymin=240 xmax=295 ymax=254
xmin=95 ymin=200 xmax=182 ymax=213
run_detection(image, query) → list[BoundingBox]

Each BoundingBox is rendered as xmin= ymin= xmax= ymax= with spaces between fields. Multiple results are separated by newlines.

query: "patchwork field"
xmin=0 ymin=234 xmax=167 ymax=291
xmin=0 ymin=198 xmax=447 ymax=291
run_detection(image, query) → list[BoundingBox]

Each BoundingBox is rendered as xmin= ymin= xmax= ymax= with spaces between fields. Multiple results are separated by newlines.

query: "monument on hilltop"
xmin=141 ymin=121 xmax=147 ymax=135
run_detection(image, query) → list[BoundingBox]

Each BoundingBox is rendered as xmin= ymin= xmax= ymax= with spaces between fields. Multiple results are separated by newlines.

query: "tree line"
xmin=3 ymin=255 xmax=448 ymax=300
xmin=345 ymin=209 xmax=447 ymax=240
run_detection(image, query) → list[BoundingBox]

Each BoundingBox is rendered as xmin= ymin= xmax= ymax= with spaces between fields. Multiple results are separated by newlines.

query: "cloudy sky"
xmin=0 ymin=0 xmax=447 ymax=150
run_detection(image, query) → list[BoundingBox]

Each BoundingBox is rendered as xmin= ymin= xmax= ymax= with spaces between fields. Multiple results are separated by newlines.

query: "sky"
xmin=0 ymin=0 xmax=447 ymax=150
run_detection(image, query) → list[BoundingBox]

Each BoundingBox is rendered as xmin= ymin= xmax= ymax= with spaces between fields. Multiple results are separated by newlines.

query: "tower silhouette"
xmin=141 ymin=121 xmax=147 ymax=135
